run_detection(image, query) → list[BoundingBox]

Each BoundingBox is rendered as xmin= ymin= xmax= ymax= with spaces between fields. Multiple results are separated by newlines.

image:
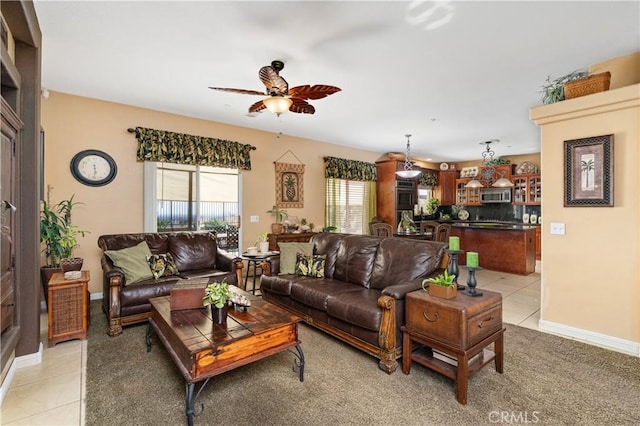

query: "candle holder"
xmin=446 ymin=249 xmax=465 ymax=290
xmin=462 ymin=266 xmax=483 ymax=297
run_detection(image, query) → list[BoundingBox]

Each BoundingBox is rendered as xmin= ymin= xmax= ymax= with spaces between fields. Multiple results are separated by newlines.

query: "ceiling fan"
xmin=209 ymin=60 xmax=341 ymax=115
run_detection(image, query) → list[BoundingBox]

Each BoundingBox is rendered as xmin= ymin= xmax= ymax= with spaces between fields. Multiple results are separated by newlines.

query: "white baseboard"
xmin=0 ymin=342 xmax=43 ymax=405
xmin=539 ymin=320 xmax=640 ymax=357
xmin=90 ymin=292 xmax=103 ymax=300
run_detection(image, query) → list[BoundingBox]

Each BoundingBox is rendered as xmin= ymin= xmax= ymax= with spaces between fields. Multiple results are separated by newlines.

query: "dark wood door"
xmin=1 ymin=99 xmax=20 ymax=337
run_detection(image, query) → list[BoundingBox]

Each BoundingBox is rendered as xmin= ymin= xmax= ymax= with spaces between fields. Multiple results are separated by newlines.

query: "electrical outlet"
xmin=550 ymin=222 xmax=565 ymax=235
xmin=250 ymin=215 xmax=259 ymax=223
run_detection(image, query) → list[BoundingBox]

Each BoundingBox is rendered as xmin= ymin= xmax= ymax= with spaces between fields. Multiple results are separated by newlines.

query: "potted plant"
xmin=425 ymin=197 xmax=440 ymax=217
xmin=203 ymin=279 xmax=232 ymax=324
xmin=266 ymin=205 xmax=288 ymax=234
xmin=256 ymin=231 xmax=269 ymax=254
xmin=541 ymin=70 xmax=588 ymax=104
xmin=422 ymin=270 xmax=457 ymax=299
xmin=40 ymin=195 xmax=89 ymax=287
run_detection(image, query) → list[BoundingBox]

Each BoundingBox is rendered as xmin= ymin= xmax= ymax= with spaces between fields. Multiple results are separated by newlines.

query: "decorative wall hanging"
xmin=564 ymin=134 xmax=614 ymax=207
xmin=274 ymin=150 xmax=305 ymax=208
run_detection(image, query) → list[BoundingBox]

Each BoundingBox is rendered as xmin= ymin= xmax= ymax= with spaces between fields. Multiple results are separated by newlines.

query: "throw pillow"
xmin=277 ymin=242 xmax=314 ymax=275
xmin=146 ymin=253 xmax=180 ymax=280
xmin=105 ymin=241 xmax=154 ymax=285
xmin=295 ymin=253 xmax=326 ymax=278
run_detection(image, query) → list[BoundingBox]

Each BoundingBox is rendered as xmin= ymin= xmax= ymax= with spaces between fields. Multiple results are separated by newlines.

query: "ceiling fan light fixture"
xmin=263 ymin=96 xmax=292 ymax=115
xmin=396 ymin=134 xmax=422 ymax=179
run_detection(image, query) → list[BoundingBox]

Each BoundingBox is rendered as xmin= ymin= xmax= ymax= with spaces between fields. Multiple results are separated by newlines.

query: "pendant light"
xmin=465 ymin=139 xmax=513 ymax=188
xmin=396 ymin=134 xmax=421 ymax=179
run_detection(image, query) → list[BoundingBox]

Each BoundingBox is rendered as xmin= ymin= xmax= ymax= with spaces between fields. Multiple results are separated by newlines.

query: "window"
xmin=144 ymin=163 xmax=240 ymax=253
xmin=325 ymin=178 xmax=375 ymax=234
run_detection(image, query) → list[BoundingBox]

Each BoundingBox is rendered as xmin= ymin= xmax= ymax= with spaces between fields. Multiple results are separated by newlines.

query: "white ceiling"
xmin=34 ymin=1 xmax=640 ymax=162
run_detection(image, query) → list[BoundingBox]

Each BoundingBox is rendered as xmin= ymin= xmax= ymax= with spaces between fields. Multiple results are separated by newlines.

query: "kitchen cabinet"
xmin=455 ymin=179 xmax=481 ymax=206
xmin=376 ymin=159 xmax=417 ymax=229
xmin=512 ymin=174 xmax=541 ymax=205
xmin=535 ymin=226 xmax=541 ymax=261
xmin=436 ymin=169 xmax=458 ymax=206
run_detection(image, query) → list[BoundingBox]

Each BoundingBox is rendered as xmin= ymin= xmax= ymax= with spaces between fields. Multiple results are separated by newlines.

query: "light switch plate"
xmin=250 ymin=215 xmax=259 ymax=223
xmin=550 ymin=222 xmax=565 ymax=235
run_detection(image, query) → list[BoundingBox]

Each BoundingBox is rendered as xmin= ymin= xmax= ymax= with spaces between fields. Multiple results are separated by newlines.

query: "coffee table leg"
xmin=185 ymin=378 xmax=211 ymax=425
xmin=290 ymin=344 xmax=305 ymax=382
xmin=145 ymin=323 xmax=153 ymax=352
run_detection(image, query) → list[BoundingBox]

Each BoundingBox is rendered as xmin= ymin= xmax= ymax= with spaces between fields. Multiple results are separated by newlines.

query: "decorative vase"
xmin=258 ymin=241 xmax=269 ymax=253
xmin=428 ymin=284 xmax=457 ymax=299
xmin=397 ymin=210 xmax=417 ymax=233
xmin=211 ymin=303 xmax=229 ymax=324
xmin=60 ymin=257 xmax=83 ymax=272
xmin=271 ymin=223 xmax=283 ymax=234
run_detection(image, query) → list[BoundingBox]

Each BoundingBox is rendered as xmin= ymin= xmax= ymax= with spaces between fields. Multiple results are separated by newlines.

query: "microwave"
xmin=480 ymin=188 xmax=512 ymax=203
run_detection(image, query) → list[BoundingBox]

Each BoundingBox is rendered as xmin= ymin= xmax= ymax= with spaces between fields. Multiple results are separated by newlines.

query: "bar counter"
xmin=447 ymin=221 xmax=538 ymax=275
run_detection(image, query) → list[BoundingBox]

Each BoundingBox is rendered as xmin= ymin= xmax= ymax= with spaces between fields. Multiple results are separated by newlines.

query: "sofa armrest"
xmin=381 ymin=279 xmax=424 ymax=299
xmin=260 ymin=257 xmax=280 ymax=276
xmin=215 ymin=248 xmax=245 ymax=285
xmin=101 ymin=256 xmax=126 ymax=336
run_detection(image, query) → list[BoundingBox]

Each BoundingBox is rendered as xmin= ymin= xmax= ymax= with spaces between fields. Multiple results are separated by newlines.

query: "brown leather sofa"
xmin=260 ymin=233 xmax=448 ymax=373
xmin=98 ymin=232 xmax=243 ymax=336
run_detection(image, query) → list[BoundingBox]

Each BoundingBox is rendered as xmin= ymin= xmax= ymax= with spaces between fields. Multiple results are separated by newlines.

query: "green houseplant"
xmin=256 ymin=231 xmax=269 ymax=253
xmin=203 ymin=279 xmax=232 ymax=324
xmin=422 ymin=271 xmax=457 ymax=299
xmin=541 ymin=70 xmax=588 ymax=104
xmin=266 ymin=205 xmax=288 ymax=234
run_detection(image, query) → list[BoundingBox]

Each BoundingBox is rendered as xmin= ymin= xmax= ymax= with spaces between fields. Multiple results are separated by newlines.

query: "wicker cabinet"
xmin=48 ymin=271 xmax=90 ymax=347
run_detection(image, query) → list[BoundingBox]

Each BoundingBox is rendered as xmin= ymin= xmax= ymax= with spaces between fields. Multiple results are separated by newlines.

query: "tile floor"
xmin=0 ymin=268 xmax=541 ymax=425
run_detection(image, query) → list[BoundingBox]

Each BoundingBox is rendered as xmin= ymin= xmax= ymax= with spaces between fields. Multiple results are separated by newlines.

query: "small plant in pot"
xmin=203 ymin=279 xmax=232 ymax=324
xmin=256 ymin=232 xmax=269 ymax=254
xmin=422 ymin=270 xmax=457 ymax=299
xmin=541 ymin=70 xmax=588 ymax=104
xmin=266 ymin=205 xmax=288 ymax=234
xmin=40 ymin=195 xmax=89 ymax=287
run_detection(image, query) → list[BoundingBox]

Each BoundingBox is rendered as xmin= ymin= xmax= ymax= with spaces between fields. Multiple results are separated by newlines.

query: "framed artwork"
xmin=564 ymin=134 xmax=613 ymax=207
xmin=275 ymin=162 xmax=304 ymax=208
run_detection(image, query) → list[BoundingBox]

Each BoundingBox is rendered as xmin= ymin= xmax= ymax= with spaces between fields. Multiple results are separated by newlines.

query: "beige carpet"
xmin=86 ymin=301 xmax=639 ymax=425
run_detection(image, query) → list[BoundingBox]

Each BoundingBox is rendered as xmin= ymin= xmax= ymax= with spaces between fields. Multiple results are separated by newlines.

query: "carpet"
xmin=86 ymin=301 xmax=640 ymax=425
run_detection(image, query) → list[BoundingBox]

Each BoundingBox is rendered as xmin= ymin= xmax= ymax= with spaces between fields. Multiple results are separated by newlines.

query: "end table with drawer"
xmin=401 ymin=288 xmax=505 ymax=405
xmin=47 ymin=271 xmax=90 ymax=347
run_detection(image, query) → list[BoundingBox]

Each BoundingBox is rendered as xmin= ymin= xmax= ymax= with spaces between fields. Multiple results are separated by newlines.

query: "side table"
xmin=242 ymin=252 xmax=279 ymax=295
xmin=48 ymin=271 xmax=90 ymax=347
xmin=401 ymin=289 xmax=505 ymax=404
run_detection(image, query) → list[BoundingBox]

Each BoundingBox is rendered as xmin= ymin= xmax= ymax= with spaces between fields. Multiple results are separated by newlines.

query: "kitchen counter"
xmin=450 ymin=223 xmax=536 ymax=275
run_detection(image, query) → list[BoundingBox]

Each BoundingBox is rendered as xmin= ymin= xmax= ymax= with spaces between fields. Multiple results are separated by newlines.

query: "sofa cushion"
xmin=120 ymin=277 xmax=178 ymax=307
xmin=290 ymin=278 xmax=364 ymax=311
xmin=333 ymin=235 xmax=380 ymax=288
xmin=146 ymin=253 xmax=180 ymax=279
xmin=326 ymin=289 xmax=384 ymax=332
xmin=105 ymin=241 xmax=154 ymax=285
xmin=278 ymin=242 xmax=314 ymax=275
xmin=370 ymin=239 xmax=447 ymax=290
xmin=98 ymin=233 xmax=170 ymax=254
xmin=169 ymin=233 xmax=217 ymax=271
xmin=295 ymin=253 xmax=326 ymax=278
xmin=260 ymin=275 xmax=295 ymax=296
xmin=310 ymin=233 xmax=346 ymax=278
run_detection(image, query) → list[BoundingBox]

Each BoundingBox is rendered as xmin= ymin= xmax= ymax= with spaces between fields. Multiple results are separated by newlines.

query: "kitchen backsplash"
xmin=436 ymin=204 xmax=541 ymax=223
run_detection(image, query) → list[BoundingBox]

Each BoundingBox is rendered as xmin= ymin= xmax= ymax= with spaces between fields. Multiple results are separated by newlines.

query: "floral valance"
xmin=133 ymin=126 xmax=256 ymax=170
xmin=419 ymin=170 xmax=439 ymax=187
xmin=324 ymin=156 xmax=377 ymax=182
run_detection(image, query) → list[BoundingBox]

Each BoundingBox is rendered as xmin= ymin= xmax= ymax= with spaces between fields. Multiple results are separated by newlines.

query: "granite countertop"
xmin=448 ymin=221 xmax=540 ymax=230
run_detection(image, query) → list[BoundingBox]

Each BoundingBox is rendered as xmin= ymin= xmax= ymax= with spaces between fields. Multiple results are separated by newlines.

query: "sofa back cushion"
xmin=333 ymin=235 xmax=381 ymax=288
xmin=311 ymin=233 xmax=346 ymax=278
xmin=370 ymin=238 xmax=447 ymax=290
xmin=169 ymin=232 xmax=218 ymax=272
xmin=98 ymin=233 xmax=170 ymax=254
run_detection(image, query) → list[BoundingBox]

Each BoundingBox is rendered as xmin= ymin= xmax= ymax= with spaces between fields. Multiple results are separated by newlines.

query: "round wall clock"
xmin=70 ymin=149 xmax=117 ymax=187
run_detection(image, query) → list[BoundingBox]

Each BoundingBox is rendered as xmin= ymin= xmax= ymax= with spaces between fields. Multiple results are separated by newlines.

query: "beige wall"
xmin=531 ymin=83 xmax=640 ymax=351
xmin=41 ymin=91 xmax=381 ymax=294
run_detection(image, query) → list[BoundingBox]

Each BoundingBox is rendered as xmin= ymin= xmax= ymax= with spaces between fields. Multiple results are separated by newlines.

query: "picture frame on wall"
xmin=275 ymin=162 xmax=304 ymax=208
xmin=564 ymin=134 xmax=614 ymax=207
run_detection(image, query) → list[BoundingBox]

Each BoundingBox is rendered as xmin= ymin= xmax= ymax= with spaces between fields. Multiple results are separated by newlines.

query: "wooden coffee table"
xmin=146 ymin=287 xmax=304 ymax=425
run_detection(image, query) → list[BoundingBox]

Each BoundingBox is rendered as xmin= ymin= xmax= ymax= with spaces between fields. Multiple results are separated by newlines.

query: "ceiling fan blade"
xmin=209 ymin=87 xmax=266 ymax=96
xmin=259 ymin=65 xmax=289 ymax=95
xmin=248 ymin=100 xmax=266 ymax=113
xmin=289 ymin=98 xmax=315 ymax=114
xmin=288 ymin=85 xmax=341 ymax=100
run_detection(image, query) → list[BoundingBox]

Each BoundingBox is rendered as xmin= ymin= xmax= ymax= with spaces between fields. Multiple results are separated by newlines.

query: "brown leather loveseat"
xmin=260 ymin=233 xmax=448 ymax=373
xmin=98 ymin=231 xmax=243 ymax=336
